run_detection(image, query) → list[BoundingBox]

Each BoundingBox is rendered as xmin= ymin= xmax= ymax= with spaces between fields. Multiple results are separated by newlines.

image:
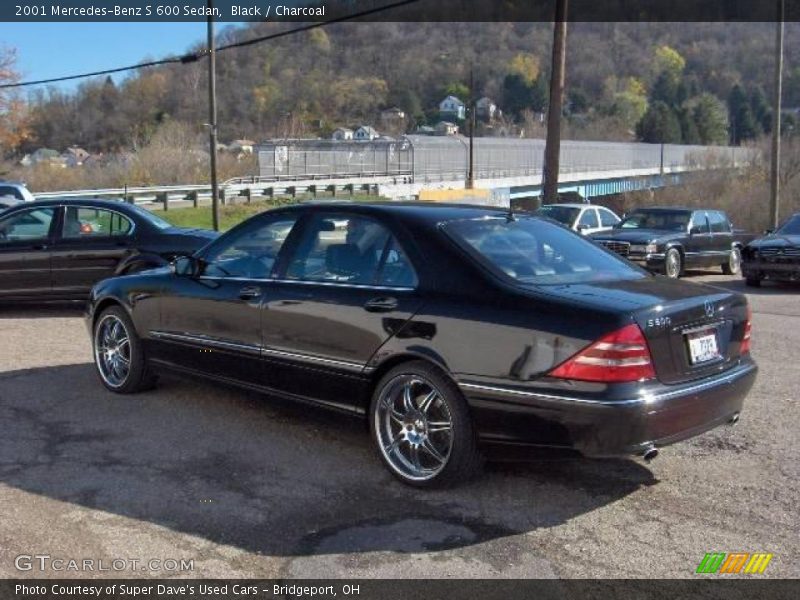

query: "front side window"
xmin=0 ymin=208 xmax=56 ymax=243
xmin=445 ymin=216 xmax=647 ymax=285
xmin=690 ymin=211 xmax=710 ymax=234
xmin=599 ymin=208 xmax=620 ymax=227
xmin=202 ymin=215 xmax=298 ymax=279
xmin=535 ymin=205 xmax=579 ymax=227
xmin=63 ymin=207 xmax=133 ymax=238
xmin=285 ymin=214 xmax=417 ymax=287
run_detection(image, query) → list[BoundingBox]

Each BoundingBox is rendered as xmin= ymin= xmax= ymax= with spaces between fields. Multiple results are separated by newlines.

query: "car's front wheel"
xmin=664 ymin=248 xmax=683 ymax=279
xmin=722 ymin=247 xmax=742 ymax=275
xmin=369 ymin=361 xmax=482 ymax=487
xmin=93 ymin=306 xmax=157 ymax=393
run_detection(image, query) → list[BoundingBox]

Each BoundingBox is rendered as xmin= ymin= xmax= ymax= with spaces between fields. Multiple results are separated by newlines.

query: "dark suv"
xmin=590 ymin=207 xmax=743 ymax=279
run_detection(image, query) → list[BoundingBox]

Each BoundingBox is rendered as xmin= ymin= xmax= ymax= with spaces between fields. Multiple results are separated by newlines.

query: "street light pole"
xmin=467 ymin=66 xmax=475 ymax=189
xmin=543 ymin=0 xmax=568 ymax=204
xmin=207 ymin=0 xmax=220 ymax=232
xmin=770 ymin=0 xmax=784 ymax=229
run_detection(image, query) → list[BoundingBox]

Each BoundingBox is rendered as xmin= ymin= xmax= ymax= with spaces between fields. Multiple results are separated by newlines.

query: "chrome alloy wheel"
xmin=729 ymin=246 xmax=742 ymax=274
xmin=94 ymin=314 xmax=132 ymax=388
xmin=666 ymin=249 xmax=681 ymax=278
xmin=375 ymin=375 xmax=453 ymax=482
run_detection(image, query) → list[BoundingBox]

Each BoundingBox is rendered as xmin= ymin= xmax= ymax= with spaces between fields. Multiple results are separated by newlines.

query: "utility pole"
xmin=543 ymin=0 xmax=568 ymax=204
xmin=467 ymin=67 xmax=476 ymax=189
xmin=770 ymin=0 xmax=784 ymax=229
xmin=207 ymin=0 xmax=220 ymax=232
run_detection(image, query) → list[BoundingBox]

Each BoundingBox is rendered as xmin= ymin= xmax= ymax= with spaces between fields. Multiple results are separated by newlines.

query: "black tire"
xmin=745 ymin=276 xmax=762 ymax=287
xmin=664 ymin=248 xmax=683 ymax=279
xmin=92 ymin=305 xmax=157 ymax=394
xmin=722 ymin=246 xmax=742 ymax=275
xmin=369 ymin=360 xmax=483 ymax=488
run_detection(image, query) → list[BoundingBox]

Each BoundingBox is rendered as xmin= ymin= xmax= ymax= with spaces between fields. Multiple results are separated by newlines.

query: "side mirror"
xmin=576 ymin=224 xmax=587 ymax=231
xmin=171 ymin=255 xmax=199 ymax=277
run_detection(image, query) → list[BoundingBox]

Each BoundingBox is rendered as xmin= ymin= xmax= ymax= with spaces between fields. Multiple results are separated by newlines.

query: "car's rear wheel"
xmin=722 ymin=247 xmax=741 ymax=275
xmin=664 ymin=248 xmax=682 ymax=279
xmin=369 ymin=361 xmax=482 ymax=487
xmin=93 ymin=306 xmax=157 ymax=393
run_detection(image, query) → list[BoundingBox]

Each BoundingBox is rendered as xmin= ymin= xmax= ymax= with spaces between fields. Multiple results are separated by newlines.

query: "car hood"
xmin=589 ymin=228 xmax=681 ymax=243
xmin=748 ymin=233 xmax=800 ymax=248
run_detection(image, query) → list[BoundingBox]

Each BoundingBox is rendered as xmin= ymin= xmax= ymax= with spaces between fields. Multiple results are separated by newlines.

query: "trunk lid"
xmin=534 ymin=277 xmax=750 ymax=384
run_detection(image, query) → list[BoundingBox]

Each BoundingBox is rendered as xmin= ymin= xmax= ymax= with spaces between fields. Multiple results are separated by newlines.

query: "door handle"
xmin=239 ymin=286 xmax=262 ymax=300
xmin=364 ymin=296 xmax=398 ymax=312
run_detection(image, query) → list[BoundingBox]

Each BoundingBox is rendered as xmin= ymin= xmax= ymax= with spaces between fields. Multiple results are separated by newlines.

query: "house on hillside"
xmin=435 ymin=121 xmax=459 ymax=136
xmin=414 ymin=125 xmax=435 ymax=135
xmin=331 ymin=127 xmax=354 ymax=141
xmin=439 ymin=96 xmax=466 ymax=120
xmin=476 ymin=97 xmax=497 ymax=121
xmin=354 ymin=125 xmax=379 ymax=141
xmin=380 ymin=107 xmax=406 ymax=125
xmin=63 ymin=146 xmax=91 ymax=167
xmin=228 ymin=139 xmax=256 ymax=154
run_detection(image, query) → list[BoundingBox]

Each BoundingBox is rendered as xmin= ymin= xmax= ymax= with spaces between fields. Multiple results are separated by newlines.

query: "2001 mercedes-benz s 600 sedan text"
xmin=86 ymin=203 xmax=757 ymax=487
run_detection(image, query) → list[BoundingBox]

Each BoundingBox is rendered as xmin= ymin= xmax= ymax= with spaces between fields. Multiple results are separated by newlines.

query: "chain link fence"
xmin=257 ymin=137 xmax=757 ymax=183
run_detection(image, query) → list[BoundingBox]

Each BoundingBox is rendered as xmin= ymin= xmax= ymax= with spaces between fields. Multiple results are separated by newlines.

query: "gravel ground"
xmin=0 ymin=272 xmax=797 ymax=579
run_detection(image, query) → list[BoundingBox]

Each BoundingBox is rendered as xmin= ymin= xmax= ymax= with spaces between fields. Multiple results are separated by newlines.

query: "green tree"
xmin=749 ymin=86 xmax=771 ymax=133
xmin=728 ymin=84 xmax=758 ymax=144
xmin=637 ymin=101 xmax=682 ymax=143
xmin=678 ymin=107 xmax=700 ymax=144
xmin=693 ymin=93 xmax=729 ymax=145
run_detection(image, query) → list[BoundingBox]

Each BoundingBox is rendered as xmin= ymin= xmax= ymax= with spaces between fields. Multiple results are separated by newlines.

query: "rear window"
xmin=620 ymin=209 xmax=691 ymax=231
xmin=444 ymin=216 xmax=647 ymax=285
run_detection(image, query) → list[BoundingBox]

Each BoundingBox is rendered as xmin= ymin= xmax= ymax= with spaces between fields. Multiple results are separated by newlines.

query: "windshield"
xmin=444 ymin=216 xmax=647 ymax=285
xmin=618 ymin=209 xmax=691 ymax=231
xmin=535 ymin=205 xmax=579 ymax=226
xmin=776 ymin=214 xmax=800 ymax=236
xmin=125 ymin=203 xmax=173 ymax=230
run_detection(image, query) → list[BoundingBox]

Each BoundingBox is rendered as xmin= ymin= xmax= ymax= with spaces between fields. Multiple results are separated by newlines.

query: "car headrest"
xmin=325 ymin=243 xmax=376 ymax=281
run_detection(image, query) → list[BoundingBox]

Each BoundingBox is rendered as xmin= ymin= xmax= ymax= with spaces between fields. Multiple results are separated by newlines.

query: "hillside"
xmin=13 ymin=21 xmax=800 ymax=153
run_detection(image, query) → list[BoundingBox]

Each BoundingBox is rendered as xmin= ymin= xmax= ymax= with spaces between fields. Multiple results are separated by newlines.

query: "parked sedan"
xmin=591 ymin=207 xmax=742 ymax=278
xmin=87 ymin=203 xmax=756 ymax=487
xmin=535 ymin=202 xmax=621 ymax=235
xmin=742 ymin=212 xmax=800 ymax=286
xmin=0 ymin=198 xmax=217 ymax=302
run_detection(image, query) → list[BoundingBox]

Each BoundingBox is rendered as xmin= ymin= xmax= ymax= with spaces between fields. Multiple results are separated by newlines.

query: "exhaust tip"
xmin=643 ymin=446 xmax=659 ymax=462
xmin=729 ymin=412 xmax=740 ymax=425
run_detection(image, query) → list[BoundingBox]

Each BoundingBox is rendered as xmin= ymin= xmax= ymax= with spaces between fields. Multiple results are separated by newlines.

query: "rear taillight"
xmin=548 ymin=323 xmax=656 ymax=383
xmin=741 ymin=305 xmax=752 ymax=355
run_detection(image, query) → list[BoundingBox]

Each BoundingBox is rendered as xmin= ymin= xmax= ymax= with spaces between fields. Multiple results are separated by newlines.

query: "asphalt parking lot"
xmin=0 ymin=272 xmax=798 ymax=579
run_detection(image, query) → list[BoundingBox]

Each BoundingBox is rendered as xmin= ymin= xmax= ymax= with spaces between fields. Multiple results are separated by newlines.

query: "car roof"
xmin=10 ymin=197 xmax=133 ymax=209
xmin=540 ymin=203 xmax=592 ymax=209
xmin=278 ymin=201 xmax=517 ymax=222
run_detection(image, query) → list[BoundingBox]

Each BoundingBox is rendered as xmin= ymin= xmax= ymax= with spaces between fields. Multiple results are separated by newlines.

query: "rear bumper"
xmin=459 ymin=358 xmax=757 ymax=457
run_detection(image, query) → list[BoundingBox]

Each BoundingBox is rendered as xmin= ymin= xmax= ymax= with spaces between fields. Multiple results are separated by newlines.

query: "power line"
xmin=0 ymin=0 xmax=422 ymax=90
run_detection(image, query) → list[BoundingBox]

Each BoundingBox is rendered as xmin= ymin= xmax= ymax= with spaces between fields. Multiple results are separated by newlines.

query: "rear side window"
xmin=444 ymin=216 xmax=646 ymax=285
xmin=284 ymin=214 xmax=417 ymax=287
xmin=578 ymin=209 xmax=599 ymax=229
xmin=690 ymin=211 xmax=710 ymax=233
xmin=63 ymin=207 xmax=133 ymax=238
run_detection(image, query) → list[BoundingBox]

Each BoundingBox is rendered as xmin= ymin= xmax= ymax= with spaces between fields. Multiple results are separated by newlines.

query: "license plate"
xmin=687 ymin=329 xmax=720 ymax=364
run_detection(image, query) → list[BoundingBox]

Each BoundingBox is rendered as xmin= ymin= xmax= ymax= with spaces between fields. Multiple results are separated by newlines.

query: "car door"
xmin=150 ymin=212 xmax=301 ymax=385
xmin=576 ymin=208 xmax=601 ymax=235
xmin=50 ymin=205 xmax=136 ymax=295
xmin=0 ymin=206 xmax=57 ymax=298
xmin=261 ymin=211 xmax=425 ymax=412
xmin=686 ymin=211 xmax=712 ymax=267
xmin=708 ymin=211 xmax=733 ymax=261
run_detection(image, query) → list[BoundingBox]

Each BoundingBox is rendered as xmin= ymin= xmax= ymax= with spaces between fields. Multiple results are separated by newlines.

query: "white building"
xmin=331 ymin=127 xmax=354 ymax=141
xmin=439 ymin=95 xmax=466 ymax=120
xmin=354 ymin=126 xmax=380 ymax=141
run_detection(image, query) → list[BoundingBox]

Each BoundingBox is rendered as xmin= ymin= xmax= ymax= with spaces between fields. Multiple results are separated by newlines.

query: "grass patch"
xmin=153 ymin=194 xmax=381 ymax=231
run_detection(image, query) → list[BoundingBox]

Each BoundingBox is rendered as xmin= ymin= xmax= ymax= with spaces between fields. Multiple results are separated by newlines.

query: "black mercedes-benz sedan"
xmin=590 ymin=207 xmax=743 ymax=279
xmin=742 ymin=213 xmax=800 ymax=287
xmin=0 ymin=198 xmax=217 ymax=302
xmin=86 ymin=203 xmax=756 ymax=487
